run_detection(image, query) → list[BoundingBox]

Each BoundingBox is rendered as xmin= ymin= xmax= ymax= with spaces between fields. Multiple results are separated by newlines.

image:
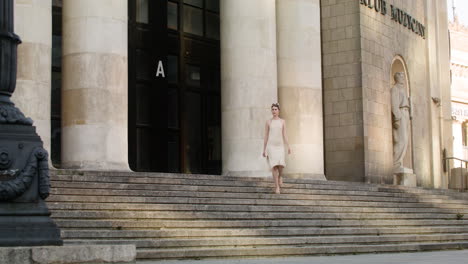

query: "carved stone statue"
xmin=391 ymin=72 xmax=411 ymax=173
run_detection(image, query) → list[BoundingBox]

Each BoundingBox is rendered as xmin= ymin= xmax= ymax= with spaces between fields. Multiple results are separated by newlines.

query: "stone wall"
xmin=323 ymin=0 xmax=451 ymax=187
xmin=360 ymin=0 xmax=435 ymax=185
xmin=450 ymin=25 xmax=468 ymax=105
xmin=13 ymin=0 xmax=52 ymax=159
xmin=321 ymin=0 xmax=364 ymax=182
xmin=449 ymin=23 xmax=468 ymax=162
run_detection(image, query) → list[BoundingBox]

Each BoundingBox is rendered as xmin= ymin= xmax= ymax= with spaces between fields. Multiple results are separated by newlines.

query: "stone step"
xmin=46 ymin=202 xmax=468 ymax=214
xmin=50 ymin=182 xmax=468 ymax=204
xmin=50 ymin=176 xmax=468 ymax=203
xmin=52 ymin=219 xmax=468 ymax=229
xmin=50 ymin=181 xmax=424 ymax=198
xmin=370 ymin=186 xmax=468 ymax=197
xmin=135 ymin=242 xmax=468 ymax=259
xmin=48 ymin=171 xmax=463 ymax=192
xmin=50 ymin=171 xmax=367 ymax=187
xmin=47 ymin=195 xmax=468 ymax=209
xmin=49 ymin=170 xmax=468 ymax=195
xmin=49 ymin=210 xmax=467 ymax=221
xmin=50 ymin=188 xmax=455 ymax=204
xmin=51 ymin=170 xmax=468 ymax=200
xmin=47 ymin=170 xmax=468 ymax=260
xmin=60 ymin=226 xmax=468 ymax=239
xmin=49 ymin=174 xmax=416 ymax=195
xmin=63 ymin=233 xmax=468 ymax=248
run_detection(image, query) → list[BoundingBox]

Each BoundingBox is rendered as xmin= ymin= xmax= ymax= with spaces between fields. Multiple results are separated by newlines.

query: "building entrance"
xmin=128 ymin=0 xmax=221 ymax=174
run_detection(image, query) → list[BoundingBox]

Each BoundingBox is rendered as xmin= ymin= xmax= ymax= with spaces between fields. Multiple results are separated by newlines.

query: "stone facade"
xmin=12 ymin=0 xmax=52 ymax=161
xmin=322 ymin=0 xmax=451 ymax=188
xmin=321 ymin=0 xmax=364 ymax=182
xmin=360 ymin=0 xmax=432 ymax=185
xmin=450 ymin=19 xmax=468 ymax=162
xmin=11 ymin=0 xmax=453 ymax=189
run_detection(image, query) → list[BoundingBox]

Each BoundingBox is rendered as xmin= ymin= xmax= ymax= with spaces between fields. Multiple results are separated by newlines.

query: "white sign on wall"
xmin=452 ymin=102 xmax=468 ymax=120
xmin=156 ymin=60 xmax=165 ymax=78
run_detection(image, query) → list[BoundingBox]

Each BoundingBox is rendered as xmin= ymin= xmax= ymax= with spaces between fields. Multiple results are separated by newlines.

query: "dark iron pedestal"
xmin=0 ymin=0 xmax=62 ymax=246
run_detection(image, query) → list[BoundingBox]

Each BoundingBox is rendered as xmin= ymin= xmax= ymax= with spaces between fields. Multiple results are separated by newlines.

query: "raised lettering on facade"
xmin=360 ymin=0 xmax=425 ymax=39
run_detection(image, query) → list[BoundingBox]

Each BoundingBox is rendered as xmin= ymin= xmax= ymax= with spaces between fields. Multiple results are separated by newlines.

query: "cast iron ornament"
xmin=0 ymin=104 xmax=33 ymax=125
xmin=0 ymin=147 xmax=50 ymax=201
xmin=0 ymin=148 xmax=12 ymax=169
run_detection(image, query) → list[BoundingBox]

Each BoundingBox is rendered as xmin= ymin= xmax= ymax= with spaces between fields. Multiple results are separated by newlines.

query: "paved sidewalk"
xmin=139 ymin=250 xmax=468 ymax=264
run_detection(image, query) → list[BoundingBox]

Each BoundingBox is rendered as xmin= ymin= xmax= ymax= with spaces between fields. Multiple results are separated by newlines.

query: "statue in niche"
xmin=391 ymin=72 xmax=411 ymax=173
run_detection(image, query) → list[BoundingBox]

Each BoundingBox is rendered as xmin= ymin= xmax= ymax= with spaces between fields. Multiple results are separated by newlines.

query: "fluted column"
xmin=12 ymin=0 xmax=52 ymax=158
xmin=221 ymin=0 xmax=277 ymax=176
xmin=61 ymin=0 xmax=129 ymax=170
xmin=276 ymin=0 xmax=324 ymax=178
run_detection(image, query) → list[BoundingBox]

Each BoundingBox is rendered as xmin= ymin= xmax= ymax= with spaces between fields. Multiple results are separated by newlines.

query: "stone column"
xmin=61 ymin=0 xmax=129 ymax=170
xmin=276 ymin=0 xmax=324 ymax=178
xmin=425 ymin=0 xmax=451 ymax=188
xmin=12 ymin=0 xmax=52 ymax=159
xmin=452 ymin=121 xmax=464 ymax=160
xmin=221 ymin=0 xmax=277 ymax=176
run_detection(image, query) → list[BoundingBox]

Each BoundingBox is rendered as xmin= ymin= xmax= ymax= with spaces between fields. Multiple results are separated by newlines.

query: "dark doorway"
xmin=128 ymin=0 xmax=221 ymax=174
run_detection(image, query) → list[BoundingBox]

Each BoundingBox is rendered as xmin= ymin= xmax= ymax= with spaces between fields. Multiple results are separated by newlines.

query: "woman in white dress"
xmin=262 ymin=103 xmax=291 ymax=194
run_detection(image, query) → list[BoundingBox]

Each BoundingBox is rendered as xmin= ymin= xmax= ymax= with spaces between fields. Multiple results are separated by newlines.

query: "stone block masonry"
xmin=322 ymin=0 xmax=364 ymax=182
xmin=323 ymin=0 xmax=448 ymax=187
xmin=359 ymin=0 xmax=433 ymax=185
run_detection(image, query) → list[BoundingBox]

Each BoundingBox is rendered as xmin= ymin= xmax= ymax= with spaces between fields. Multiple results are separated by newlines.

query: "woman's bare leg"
xmin=278 ymin=166 xmax=284 ymax=187
xmin=273 ymin=166 xmax=280 ymax=194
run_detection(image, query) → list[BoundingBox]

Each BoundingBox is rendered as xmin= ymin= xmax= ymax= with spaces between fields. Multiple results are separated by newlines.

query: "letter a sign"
xmin=155 ymin=60 xmax=165 ymax=78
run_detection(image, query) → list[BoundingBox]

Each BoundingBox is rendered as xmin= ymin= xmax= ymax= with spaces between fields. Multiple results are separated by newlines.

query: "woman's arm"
xmin=282 ymin=119 xmax=291 ymax=154
xmin=263 ymin=120 xmax=270 ymax=157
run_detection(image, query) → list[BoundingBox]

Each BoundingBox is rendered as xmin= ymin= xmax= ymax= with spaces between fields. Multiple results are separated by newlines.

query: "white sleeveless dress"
xmin=267 ymin=119 xmax=286 ymax=168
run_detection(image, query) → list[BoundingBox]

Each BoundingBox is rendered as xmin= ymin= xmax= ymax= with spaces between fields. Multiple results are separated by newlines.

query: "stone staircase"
xmin=47 ymin=170 xmax=468 ymax=260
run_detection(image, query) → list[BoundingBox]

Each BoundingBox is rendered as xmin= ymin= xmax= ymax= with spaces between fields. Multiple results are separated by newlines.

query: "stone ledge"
xmin=0 ymin=244 xmax=136 ymax=264
xmin=393 ymin=173 xmax=417 ymax=187
xmin=284 ymin=173 xmax=327 ymax=181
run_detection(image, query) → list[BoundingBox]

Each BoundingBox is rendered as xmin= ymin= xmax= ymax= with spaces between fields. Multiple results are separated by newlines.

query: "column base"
xmin=284 ymin=173 xmax=327 ymax=181
xmin=224 ymin=171 xmax=272 ymax=178
xmin=61 ymin=161 xmax=131 ymax=172
xmin=224 ymin=171 xmax=327 ymax=181
xmin=393 ymin=173 xmax=417 ymax=187
xmin=449 ymin=168 xmax=467 ymax=190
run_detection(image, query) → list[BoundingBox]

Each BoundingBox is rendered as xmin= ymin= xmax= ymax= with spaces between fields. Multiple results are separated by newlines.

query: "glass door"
xmin=128 ymin=0 xmax=220 ymax=174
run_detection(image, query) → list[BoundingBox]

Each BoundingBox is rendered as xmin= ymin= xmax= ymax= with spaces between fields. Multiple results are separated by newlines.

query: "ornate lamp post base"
xmin=0 ymin=0 xmax=62 ymax=247
xmin=0 ymin=123 xmax=62 ymax=246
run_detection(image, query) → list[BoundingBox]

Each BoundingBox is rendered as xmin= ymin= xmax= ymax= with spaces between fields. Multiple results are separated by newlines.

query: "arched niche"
xmin=390 ymin=56 xmax=414 ymax=172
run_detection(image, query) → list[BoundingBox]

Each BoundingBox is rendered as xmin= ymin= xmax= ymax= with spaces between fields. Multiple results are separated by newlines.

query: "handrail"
xmin=444 ymin=156 xmax=468 ymax=164
xmin=443 ymin=156 xmax=468 ymax=191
